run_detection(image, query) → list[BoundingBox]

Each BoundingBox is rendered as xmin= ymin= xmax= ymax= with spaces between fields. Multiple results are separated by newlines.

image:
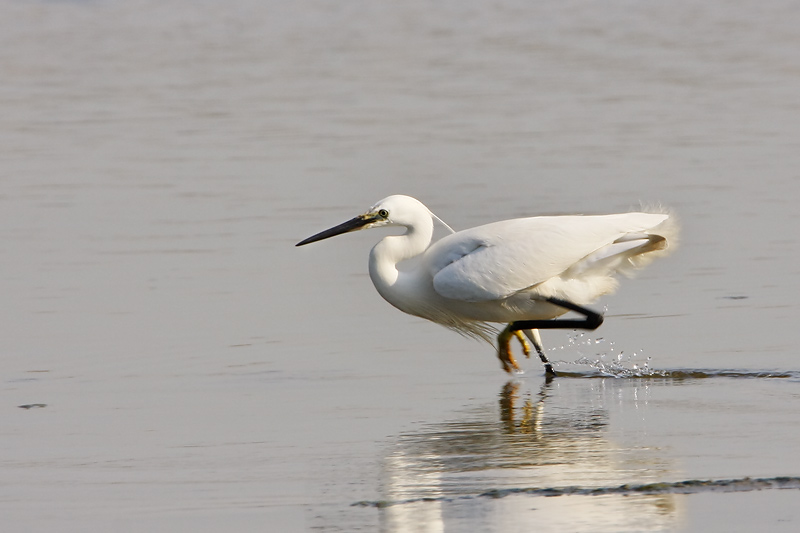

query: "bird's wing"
xmin=429 ymin=214 xmax=667 ymax=302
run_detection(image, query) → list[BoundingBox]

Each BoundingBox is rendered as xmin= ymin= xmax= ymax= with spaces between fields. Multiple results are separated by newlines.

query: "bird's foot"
xmin=497 ymin=326 xmax=522 ymax=373
xmin=514 ymin=331 xmax=531 ymax=359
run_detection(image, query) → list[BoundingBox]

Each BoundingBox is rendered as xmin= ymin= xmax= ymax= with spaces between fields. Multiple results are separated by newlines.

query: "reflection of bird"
xmin=297 ymin=195 xmax=677 ymax=375
xmin=373 ymin=380 xmax=680 ymax=532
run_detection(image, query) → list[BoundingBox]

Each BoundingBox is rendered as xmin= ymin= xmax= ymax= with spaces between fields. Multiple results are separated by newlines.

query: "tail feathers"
xmin=625 ymin=212 xmax=679 ymax=271
xmin=567 ymin=215 xmax=678 ymax=278
xmin=566 ymin=238 xmax=652 ymax=277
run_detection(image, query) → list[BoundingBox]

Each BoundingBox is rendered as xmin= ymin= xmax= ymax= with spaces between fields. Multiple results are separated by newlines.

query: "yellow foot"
xmin=497 ymin=326 xmax=521 ymax=373
xmin=514 ymin=331 xmax=531 ymax=358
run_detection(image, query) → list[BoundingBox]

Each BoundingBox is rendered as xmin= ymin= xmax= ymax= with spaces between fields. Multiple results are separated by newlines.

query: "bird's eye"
xmin=378 ymin=209 xmax=389 ymax=218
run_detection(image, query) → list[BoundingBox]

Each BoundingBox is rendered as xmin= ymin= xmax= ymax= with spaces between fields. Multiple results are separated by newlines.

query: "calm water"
xmin=2 ymin=0 xmax=800 ymax=531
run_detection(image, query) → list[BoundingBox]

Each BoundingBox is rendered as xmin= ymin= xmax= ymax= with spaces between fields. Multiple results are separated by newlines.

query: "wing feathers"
xmin=429 ymin=213 xmax=671 ymax=302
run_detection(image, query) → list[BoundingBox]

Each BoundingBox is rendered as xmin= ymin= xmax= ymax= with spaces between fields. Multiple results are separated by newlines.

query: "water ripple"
xmin=353 ymin=476 xmax=800 ymax=507
xmin=552 ymin=366 xmax=800 ymax=380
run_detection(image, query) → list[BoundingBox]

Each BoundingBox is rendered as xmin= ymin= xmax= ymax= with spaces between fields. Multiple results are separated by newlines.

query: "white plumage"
xmin=297 ymin=195 xmax=677 ymax=375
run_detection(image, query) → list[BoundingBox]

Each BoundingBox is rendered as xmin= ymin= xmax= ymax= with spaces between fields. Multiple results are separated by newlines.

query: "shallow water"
xmin=2 ymin=0 xmax=800 ymax=531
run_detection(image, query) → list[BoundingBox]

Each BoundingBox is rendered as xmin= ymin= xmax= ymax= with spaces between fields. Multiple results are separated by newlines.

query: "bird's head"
xmin=296 ymin=195 xmax=450 ymax=246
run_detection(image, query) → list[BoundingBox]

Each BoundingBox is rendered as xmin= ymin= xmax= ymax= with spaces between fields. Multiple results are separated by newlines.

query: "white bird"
xmin=296 ymin=195 xmax=677 ymax=375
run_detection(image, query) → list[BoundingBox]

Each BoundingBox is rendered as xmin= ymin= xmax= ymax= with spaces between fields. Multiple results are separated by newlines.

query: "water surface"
xmin=2 ymin=0 xmax=800 ymax=531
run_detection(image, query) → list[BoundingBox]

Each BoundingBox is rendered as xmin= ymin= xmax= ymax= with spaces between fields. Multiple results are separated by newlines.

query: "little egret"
xmin=296 ymin=195 xmax=677 ymax=375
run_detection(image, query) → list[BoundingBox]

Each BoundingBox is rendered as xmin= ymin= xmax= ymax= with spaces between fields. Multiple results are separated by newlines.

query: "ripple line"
xmin=553 ymin=368 xmax=800 ymax=380
xmin=480 ymin=476 xmax=800 ymax=498
xmin=352 ymin=476 xmax=800 ymax=508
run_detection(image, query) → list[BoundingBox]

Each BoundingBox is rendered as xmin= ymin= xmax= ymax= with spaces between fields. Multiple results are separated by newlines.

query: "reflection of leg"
xmin=499 ymin=381 xmax=519 ymax=432
xmin=522 ymin=329 xmax=556 ymax=376
xmin=500 ymin=380 xmax=535 ymax=433
xmin=500 ymin=380 xmax=553 ymax=435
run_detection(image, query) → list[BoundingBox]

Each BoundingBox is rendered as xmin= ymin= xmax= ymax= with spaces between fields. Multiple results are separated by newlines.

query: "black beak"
xmin=296 ymin=215 xmax=374 ymax=246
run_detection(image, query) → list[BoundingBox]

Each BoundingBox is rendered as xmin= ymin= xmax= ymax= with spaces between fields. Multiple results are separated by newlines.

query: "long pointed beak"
xmin=296 ymin=215 xmax=374 ymax=246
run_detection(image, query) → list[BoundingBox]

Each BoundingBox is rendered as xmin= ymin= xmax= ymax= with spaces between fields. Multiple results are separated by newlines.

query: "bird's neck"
xmin=368 ymin=221 xmax=432 ymax=306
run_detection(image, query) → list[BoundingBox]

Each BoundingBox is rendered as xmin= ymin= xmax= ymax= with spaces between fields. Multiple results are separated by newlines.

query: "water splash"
xmin=547 ymin=332 xmax=799 ymax=380
xmin=567 ymin=356 xmax=668 ymax=378
xmin=551 ymin=332 xmax=663 ymax=378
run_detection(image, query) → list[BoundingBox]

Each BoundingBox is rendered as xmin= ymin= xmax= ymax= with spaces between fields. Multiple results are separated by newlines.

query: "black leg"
xmin=509 ymin=297 xmax=604 ymax=332
xmin=510 ymin=298 xmax=605 ymax=377
xmin=534 ymin=341 xmax=557 ymax=377
xmin=521 ymin=329 xmax=557 ymax=376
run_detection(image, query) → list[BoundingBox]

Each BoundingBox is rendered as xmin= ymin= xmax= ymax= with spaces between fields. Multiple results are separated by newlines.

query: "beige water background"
xmin=2 ymin=0 xmax=800 ymax=531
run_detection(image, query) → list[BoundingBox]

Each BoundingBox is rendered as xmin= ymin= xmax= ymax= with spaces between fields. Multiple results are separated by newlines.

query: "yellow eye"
xmin=378 ymin=209 xmax=389 ymax=218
